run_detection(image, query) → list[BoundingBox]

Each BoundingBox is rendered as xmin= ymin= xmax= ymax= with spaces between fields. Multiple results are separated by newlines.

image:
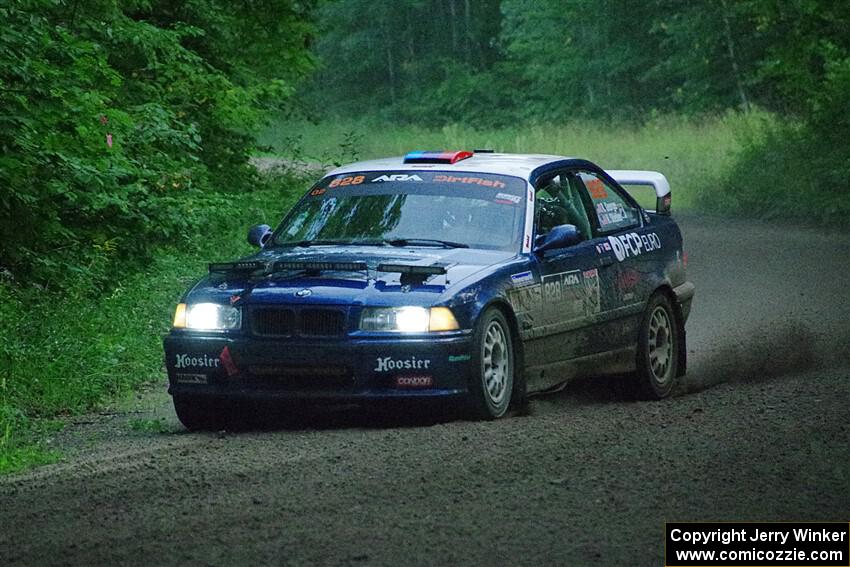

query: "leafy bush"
xmin=0 ymin=0 xmax=316 ymax=473
xmin=0 ymin=169 xmax=308 ymax=473
xmin=0 ymin=0 xmax=314 ymax=291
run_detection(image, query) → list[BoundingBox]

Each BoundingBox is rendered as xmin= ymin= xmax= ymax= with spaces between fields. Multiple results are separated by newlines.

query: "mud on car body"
xmin=164 ymin=150 xmax=695 ymax=429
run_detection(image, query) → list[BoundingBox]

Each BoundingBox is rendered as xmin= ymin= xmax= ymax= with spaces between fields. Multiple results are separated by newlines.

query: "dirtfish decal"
xmin=608 ymin=232 xmax=661 ymax=262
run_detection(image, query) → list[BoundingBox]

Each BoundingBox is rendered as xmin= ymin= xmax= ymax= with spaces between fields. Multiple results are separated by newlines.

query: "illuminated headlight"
xmin=359 ymin=306 xmax=459 ymax=332
xmin=173 ymin=302 xmax=241 ymax=330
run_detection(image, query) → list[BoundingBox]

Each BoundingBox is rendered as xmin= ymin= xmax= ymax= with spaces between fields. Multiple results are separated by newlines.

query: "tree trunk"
xmin=449 ymin=0 xmax=458 ymax=53
xmin=464 ymin=0 xmax=472 ymax=65
xmin=387 ymin=45 xmax=396 ymax=105
xmin=719 ymin=0 xmax=751 ymax=111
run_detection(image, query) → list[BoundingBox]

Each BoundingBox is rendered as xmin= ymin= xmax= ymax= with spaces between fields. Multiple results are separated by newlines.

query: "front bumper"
xmin=163 ymin=331 xmax=474 ymax=403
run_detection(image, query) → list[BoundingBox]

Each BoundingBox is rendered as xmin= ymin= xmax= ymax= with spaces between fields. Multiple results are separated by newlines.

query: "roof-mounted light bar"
xmin=403 ymin=151 xmax=473 ymax=165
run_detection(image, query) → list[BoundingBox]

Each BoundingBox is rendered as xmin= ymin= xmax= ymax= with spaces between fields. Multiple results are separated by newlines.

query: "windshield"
xmin=272 ymin=171 xmax=527 ymax=251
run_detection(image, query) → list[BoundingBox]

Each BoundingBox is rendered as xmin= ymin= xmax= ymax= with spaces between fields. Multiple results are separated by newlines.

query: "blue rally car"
xmin=164 ymin=150 xmax=694 ymax=429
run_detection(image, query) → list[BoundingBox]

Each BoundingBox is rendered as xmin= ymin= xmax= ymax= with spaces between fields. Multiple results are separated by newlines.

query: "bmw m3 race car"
xmin=164 ymin=150 xmax=695 ymax=429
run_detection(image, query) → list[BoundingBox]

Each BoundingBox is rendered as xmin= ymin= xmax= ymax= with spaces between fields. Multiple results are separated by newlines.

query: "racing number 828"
xmin=329 ymin=175 xmax=365 ymax=188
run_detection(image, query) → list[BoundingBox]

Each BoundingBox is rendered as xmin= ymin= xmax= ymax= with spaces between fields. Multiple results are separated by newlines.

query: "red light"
xmin=449 ymin=151 xmax=473 ymax=163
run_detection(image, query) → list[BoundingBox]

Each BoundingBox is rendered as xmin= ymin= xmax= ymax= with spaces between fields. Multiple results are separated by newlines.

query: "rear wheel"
xmin=173 ymin=396 xmax=231 ymax=431
xmin=634 ymin=293 xmax=680 ymax=399
xmin=468 ymin=308 xmax=515 ymax=419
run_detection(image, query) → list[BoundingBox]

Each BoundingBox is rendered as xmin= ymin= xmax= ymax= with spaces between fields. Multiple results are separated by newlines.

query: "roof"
xmin=325 ymin=153 xmax=574 ymax=180
xmin=324 ymin=153 xmax=673 ymax=200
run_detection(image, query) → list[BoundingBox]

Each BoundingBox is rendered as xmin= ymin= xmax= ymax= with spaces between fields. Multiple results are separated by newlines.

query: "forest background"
xmin=1 ymin=0 xmax=847 ymax=471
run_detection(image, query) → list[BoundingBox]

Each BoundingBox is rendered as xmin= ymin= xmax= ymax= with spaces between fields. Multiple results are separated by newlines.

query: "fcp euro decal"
xmin=607 ymin=232 xmax=662 ymax=262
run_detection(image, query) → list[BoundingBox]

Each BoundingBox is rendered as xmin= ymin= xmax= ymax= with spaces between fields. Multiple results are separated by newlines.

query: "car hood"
xmin=186 ymin=245 xmax=515 ymax=307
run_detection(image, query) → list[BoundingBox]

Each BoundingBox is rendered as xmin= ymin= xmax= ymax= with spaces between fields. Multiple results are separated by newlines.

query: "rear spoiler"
xmin=606 ymin=170 xmax=672 ymax=215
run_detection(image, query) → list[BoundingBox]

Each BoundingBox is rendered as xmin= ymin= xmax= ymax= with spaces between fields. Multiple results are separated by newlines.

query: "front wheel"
xmin=633 ymin=293 xmax=681 ymax=399
xmin=467 ymin=308 xmax=515 ymax=419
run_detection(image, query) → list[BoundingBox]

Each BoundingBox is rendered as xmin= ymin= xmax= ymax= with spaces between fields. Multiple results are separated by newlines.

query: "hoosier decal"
xmin=175 ymin=354 xmax=220 ymax=370
xmin=374 ymin=356 xmax=431 ymax=372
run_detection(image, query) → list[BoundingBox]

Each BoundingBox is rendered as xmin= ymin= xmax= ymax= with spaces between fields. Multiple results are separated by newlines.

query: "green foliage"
xmin=0 ymin=0 xmax=317 ymax=473
xmin=700 ymin=111 xmax=850 ymax=222
xmin=398 ymin=62 xmax=508 ymax=126
xmin=0 ymin=0 xmax=315 ymax=290
xmin=500 ymin=0 xmax=673 ymax=120
xmin=305 ymin=0 xmax=501 ymax=120
xmin=0 ymin=440 xmax=60 ymax=475
xmin=306 ymin=0 xmax=850 ymax=125
xmin=0 ymin=172 xmax=306 ymax=474
xmin=301 ymin=0 xmax=849 ymax=221
xmin=127 ymin=417 xmax=172 ymax=434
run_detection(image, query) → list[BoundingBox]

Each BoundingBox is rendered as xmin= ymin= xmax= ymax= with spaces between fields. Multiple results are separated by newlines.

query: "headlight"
xmin=359 ymin=306 xmax=459 ymax=332
xmin=172 ymin=302 xmax=241 ymax=330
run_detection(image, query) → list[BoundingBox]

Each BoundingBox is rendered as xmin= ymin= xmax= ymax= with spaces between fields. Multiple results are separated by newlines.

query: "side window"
xmin=534 ymin=173 xmax=593 ymax=240
xmin=577 ymin=171 xmax=641 ymax=233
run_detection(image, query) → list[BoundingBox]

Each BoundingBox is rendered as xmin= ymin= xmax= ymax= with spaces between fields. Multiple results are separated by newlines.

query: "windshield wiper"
xmin=385 ymin=238 xmax=469 ymax=249
xmin=284 ymin=238 xmax=468 ymax=249
xmin=288 ymin=238 xmax=389 ymax=248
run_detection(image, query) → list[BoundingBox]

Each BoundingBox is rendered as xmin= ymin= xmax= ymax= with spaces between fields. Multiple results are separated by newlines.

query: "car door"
xmin=575 ymin=169 xmax=655 ymax=351
xmin=524 ymin=171 xmax=606 ymax=368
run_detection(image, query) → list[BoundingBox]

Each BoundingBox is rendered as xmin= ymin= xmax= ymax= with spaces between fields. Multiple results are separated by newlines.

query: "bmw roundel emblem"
xmin=295 ymin=289 xmax=312 ymax=298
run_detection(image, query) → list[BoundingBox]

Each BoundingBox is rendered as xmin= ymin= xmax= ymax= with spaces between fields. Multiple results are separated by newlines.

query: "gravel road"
xmin=2 ymin=215 xmax=849 ymax=567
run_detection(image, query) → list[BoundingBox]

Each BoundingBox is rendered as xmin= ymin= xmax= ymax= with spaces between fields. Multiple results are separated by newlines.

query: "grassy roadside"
xmin=259 ymin=112 xmax=761 ymax=210
xmin=262 ymin=111 xmax=850 ymax=224
xmin=0 ymin=170 xmax=306 ymax=474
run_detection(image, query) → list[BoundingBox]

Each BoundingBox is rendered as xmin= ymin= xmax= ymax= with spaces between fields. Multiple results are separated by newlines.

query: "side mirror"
xmin=247 ymin=224 xmax=272 ymax=248
xmin=533 ymin=224 xmax=582 ymax=254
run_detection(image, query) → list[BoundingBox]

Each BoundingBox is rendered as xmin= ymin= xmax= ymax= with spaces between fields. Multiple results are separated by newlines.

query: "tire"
xmin=634 ymin=293 xmax=681 ymax=399
xmin=173 ymin=395 xmax=231 ymax=431
xmin=467 ymin=308 xmax=515 ymax=419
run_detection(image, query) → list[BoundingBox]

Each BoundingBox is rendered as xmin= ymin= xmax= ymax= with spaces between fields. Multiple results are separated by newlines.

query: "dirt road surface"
xmin=2 ymin=215 xmax=849 ymax=566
